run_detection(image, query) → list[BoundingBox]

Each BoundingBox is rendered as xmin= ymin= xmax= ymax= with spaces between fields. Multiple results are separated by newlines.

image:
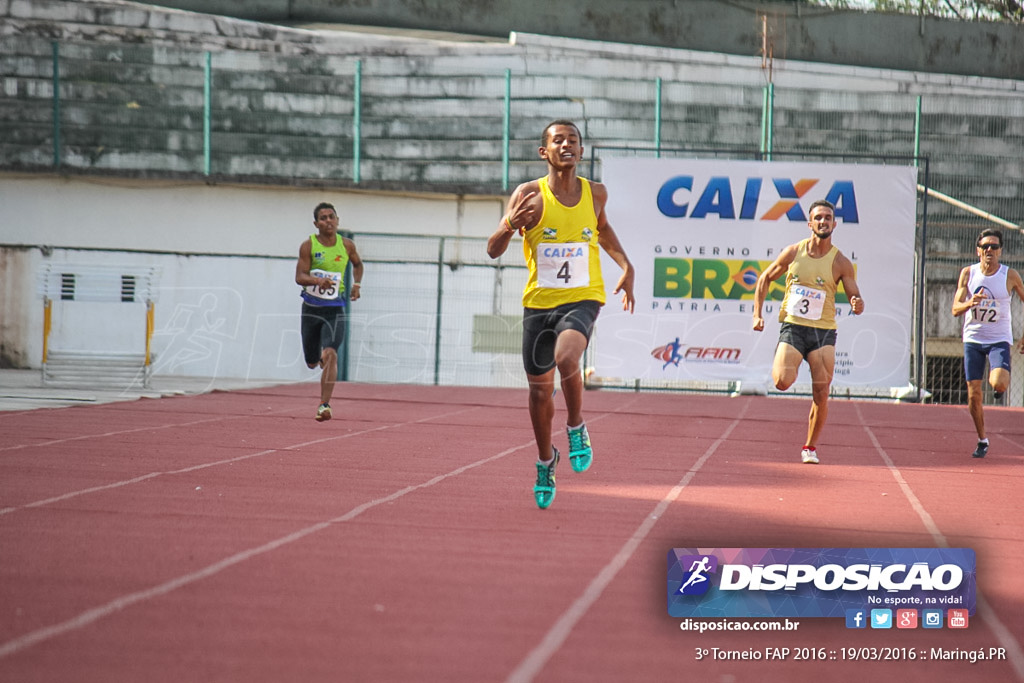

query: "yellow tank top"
xmin=779 ymin=239 xmax=838 ymax=329
xmin=522 ymin=177 xmax=605 ymax=309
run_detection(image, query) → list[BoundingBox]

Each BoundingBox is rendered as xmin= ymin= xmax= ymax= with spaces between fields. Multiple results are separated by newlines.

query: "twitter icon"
xmin=870 ymin=609 xmax=893 ymax=629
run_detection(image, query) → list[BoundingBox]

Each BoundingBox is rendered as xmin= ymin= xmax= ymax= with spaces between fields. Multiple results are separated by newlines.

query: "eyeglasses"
xmin=978 ymin=243 xmax=1001 ymax=251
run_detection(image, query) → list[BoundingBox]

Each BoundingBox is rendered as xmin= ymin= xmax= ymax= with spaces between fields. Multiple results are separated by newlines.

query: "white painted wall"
xmin=0 ymin=174 xmax=514 ymax=385
xmin=0 ymin=175 xmax=504 ymax=255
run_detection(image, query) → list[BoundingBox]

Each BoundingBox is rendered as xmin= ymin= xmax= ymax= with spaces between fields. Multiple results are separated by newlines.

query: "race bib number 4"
xmin=304 ymin=268 xmax=341 ymax=300
xmin=786 ymin=284 xmax=826 ymax=321
xmin=538 ymin=242 xmax=590 ymax=289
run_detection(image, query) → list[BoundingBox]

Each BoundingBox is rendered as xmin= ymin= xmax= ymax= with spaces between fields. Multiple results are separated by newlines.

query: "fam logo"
xmin=656 ymin=177 xmax=859 ymax=223
xmin=651 ymin=338 xmax=742 ymax=368
xmin=676 ymin=554 xmax=719 ymax=595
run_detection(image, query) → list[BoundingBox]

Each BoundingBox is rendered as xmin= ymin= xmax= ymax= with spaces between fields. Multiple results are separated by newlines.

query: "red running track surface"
xmin=0 ymin=383 xmax=1022 ymax=683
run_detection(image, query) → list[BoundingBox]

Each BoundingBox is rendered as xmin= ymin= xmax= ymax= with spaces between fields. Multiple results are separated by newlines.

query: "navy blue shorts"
xmin=963 ymin=341 xmax=1011 ymax=381
xmin=301 ymin=302 xmax=346 ymax=367
xmin=778 ymin=321 xmax=837 ymax=360
xmin=522 ymin=300 xmax=601 ymax=376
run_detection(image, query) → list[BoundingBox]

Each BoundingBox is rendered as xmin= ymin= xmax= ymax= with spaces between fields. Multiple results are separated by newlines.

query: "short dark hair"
xmin=977 ymin=227 xmax=1003 ymax=247
xmin=808 ymin=199 xmax=835 ymax=215
xmin=314 ymin=202 xmax=336 ymax=220
xmin=541 ymin=119 xmax=582 ymax=146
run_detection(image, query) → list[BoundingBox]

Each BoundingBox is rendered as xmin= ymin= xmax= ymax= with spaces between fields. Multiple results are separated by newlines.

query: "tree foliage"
xmin=805 ymin=0 xmax=1023 ymax=23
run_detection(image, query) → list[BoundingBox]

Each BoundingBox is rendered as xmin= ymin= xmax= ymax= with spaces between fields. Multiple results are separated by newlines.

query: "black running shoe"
xmin=972 ymin=441 xmax=988 ymax=458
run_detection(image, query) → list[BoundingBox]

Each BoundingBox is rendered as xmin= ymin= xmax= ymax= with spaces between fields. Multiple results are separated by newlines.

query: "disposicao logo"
xmin=675 ymin=555 xmax=718 ymax=595
xmin=667 ymin=548 xmax=976 ymax=619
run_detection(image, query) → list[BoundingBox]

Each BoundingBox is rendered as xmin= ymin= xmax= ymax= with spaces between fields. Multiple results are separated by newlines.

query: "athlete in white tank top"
xmin=951 ymin=229 xmax=1024 ymax=457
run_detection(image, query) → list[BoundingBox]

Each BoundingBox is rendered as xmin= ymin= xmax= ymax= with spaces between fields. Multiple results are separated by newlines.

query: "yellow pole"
xmin=42 ymin=298 xmax=52 ymax=363
xmin=145 ymin=300 xmax=154 ymax=366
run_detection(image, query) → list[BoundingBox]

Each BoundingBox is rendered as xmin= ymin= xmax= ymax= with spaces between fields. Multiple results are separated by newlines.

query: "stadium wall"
xmin=144 ymin=0 xmax=1024 ymax=81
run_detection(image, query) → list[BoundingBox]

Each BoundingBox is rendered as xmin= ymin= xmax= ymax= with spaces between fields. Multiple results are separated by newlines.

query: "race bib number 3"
xmin=786 ymin=284 xmax=826 ymax=321
xmin=305 ymin=268 xmax=341 ymax=300
xmin=538 ymin=242 xmax=590 ymax=289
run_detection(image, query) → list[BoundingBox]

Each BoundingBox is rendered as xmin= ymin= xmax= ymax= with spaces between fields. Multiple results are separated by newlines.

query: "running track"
xmin=1 ymin=383 xmax=1022 ymax=682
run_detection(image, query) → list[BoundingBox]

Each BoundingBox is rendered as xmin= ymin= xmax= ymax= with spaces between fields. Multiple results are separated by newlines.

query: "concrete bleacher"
xmin=1 ymin=0 xmax=1023 ymax=220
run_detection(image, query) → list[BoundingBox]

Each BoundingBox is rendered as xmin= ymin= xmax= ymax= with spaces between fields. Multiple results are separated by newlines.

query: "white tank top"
xmin=962 ymin=263 xmax=1013 ymax=344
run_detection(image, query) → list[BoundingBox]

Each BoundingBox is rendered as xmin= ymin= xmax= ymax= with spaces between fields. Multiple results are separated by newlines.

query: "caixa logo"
xmin=656 ymin=176 xmax=859 ymax=223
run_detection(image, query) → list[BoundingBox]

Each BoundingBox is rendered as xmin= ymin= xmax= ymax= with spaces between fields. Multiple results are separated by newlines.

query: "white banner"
xmin=594 ymin=158 xmax=918 ymax=390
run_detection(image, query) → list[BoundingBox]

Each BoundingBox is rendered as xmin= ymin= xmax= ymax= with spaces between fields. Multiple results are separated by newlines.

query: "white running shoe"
xmin=801 ymin=447 xmax=819 ymax=464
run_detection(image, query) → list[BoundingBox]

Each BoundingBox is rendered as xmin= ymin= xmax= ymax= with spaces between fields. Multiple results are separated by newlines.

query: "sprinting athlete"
xmin=486 ymin=119 xmax=635 ymax=509
xmin=951 ymin=227 xmax=1024 ymax=458
xmin=752 ymin=199 xmax=864 ymax=464
xmin=295 ymin=202 xmax=363 ymax=422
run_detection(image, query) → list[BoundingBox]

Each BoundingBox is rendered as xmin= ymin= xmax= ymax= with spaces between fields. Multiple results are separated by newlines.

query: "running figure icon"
xmin=678 ymin=556 xmax=712 ymax=593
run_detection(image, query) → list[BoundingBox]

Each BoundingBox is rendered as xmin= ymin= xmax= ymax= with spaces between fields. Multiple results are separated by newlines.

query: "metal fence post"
xmin=353 ymin=59 xmax=362 ymax=184
xmin=654 ymin=77 xmax=663 ymax=158
xmin=761 ymin=83 xmax=774 ymax=161
xmin=203 ymin=51 xmax=211 ymax=176
xmin=915 ymin=157 xmax=930 ymax=402
xmin=913 ymin=95 xmax=922 ymax=167
xmin=502 ymin=69 xmax=511 ymax=191
xmin=434 ymin=237 xmax=445 ymax=385
xmin=51 ymin=41 xmax=61 ymax=168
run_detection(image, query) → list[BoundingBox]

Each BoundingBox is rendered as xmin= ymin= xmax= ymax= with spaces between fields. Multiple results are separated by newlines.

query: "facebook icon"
xmin=845 ymin=609 xmax=867 ymax=629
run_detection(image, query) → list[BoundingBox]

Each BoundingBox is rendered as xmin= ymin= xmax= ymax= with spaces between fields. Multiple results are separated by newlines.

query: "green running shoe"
xmin=567 ymin=423 xmax=593 ymax=472
xmin=533 ymin=448 xmax=559 ymax=509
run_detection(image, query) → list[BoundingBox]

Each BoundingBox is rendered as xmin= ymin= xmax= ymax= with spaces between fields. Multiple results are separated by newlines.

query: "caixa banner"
xmin=595 ymin=158 xmax=918 ymax=390
xmin=667 ymin=548 xmax=975 ymax=618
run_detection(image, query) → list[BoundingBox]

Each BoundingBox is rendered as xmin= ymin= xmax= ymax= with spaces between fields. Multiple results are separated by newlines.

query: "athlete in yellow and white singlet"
xmin=487 ymin=119 xmax=635 ymax=509
xmin=752 ymin=199 xmax=864 ymax=465
xmin=778 ymin=238 xmax=839 ymax=331
xmin=521 ymin=176 xmax=606 ymax=310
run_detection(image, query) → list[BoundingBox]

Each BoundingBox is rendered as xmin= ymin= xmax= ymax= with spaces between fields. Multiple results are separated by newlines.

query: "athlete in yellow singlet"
xmin=752 ymin=199 xmax=864 ymax=465
xmin=487 ymin=120 xmax=635 ymax=509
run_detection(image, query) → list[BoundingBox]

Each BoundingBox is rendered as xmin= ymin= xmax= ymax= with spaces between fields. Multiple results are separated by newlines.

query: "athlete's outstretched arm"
xmin=752 ymin=245 xmax=796 ymax=331
xmin=592 ymin=181 xmax=635 ymax=313
xmin=487 ymin=184 xmax=538 ymax=259
xmin=834 ymin=253 xmax=864 ymax=315
xmin=951 ymin=266 xmax=984 ymax=317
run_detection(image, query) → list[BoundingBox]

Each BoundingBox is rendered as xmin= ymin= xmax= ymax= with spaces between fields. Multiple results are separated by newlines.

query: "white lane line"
xmin=0 ymin=406 xmax=476 ymax=517
xmin=505 ymin=401 xmax=749 ymax=683
xmin=0 ymin=414 xmax=250 ymax=453
xmin=855 ymin=403 xmax=1024 ymax=683
xmin=0 ymin=426 xmax=533 ymax=660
